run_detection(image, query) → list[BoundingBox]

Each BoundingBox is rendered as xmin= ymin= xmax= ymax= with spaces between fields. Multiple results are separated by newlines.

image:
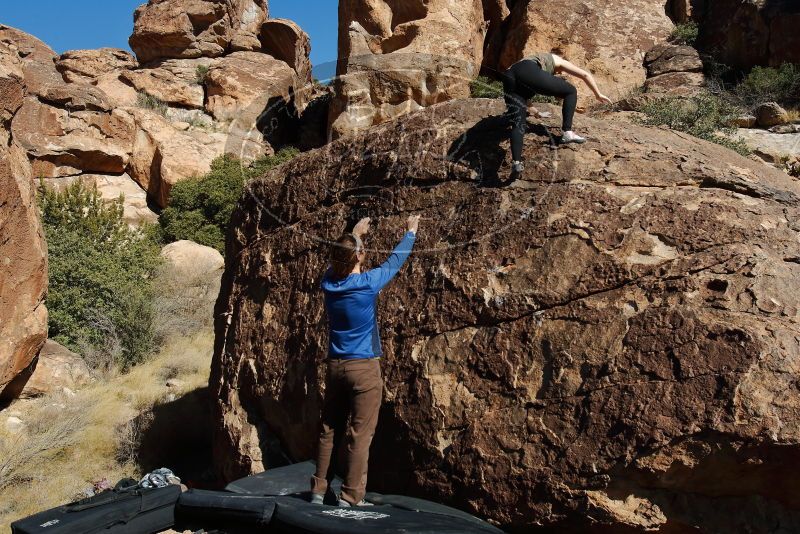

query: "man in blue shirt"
xmin=310 ymin=214 xmax=420 ymax=507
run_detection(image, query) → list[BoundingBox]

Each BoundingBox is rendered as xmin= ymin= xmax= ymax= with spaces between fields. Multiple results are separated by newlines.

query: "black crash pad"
xmin=269 ymin=496 xmax=504 ymax=534
xmin=176 ymin=489 xmax=275 ymax=528
xmin=225 ymin=460 xmax=342 ymax=497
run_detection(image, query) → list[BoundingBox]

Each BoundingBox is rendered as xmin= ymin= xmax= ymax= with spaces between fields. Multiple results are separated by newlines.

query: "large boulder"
xmin=492 ymin=0 xmax=673 ymax=102
xmin=259 ymin=19 xmax=312 ymax=87
xmin=693 ymin=0 xmax=800 ymax=70
xmin=120 ymin=58 xmax=212 ymax=109
xmin=0 ymin=25 xmax=62 ymax=98
xmin=0 ymin=142 xmax=48 ymax=402
xmin=56 ymin=48 xmax=138 ymax=84
xmin=129 ymin=0 xmax=269 ymax=64
xmin=11 ymin=97 xmax=135 ymax=177
xmin=329 ymin=0 xmax=486 ymax=138
xmin=204 ymin=51 xmax=295 ymax=123
xmin=123 ymin=107 xmax=220 ymax=208
xmin=211 ymin=98 xmax=800 ymax=532
xmin=19 ymin=340 xmax=93 ymax=399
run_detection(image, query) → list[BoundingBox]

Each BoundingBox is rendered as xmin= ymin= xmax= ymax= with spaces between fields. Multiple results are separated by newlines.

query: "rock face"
xmin=329 ymin=0 xmax=486 ymax=138
xmin=56 ymin=48 xmax=138 ymax=84
xmin=642 ymin=43 xmax=705 ymax=96
xmin=211 ymin=98 xmax=800 ymax=532
xmin=493 ymin=0 xmax=673 ymax=101
xmin=0 ymin=29 xmax=48 ymax=403
xmin=129 ymin=0 xmax=269 ymax=64
xmin=693 ymin=0 xmax=800 ymax=70
xmin=19 ymin=340 xmax=93 ymax=399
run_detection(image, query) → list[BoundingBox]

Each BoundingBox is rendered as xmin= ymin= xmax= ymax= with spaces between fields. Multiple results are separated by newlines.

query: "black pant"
xmin=502 ymin=60 xmax=578 ymax=161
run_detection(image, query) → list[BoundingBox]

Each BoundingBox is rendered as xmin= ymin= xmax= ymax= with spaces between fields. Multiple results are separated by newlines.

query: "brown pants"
xmin=311 ymin=358 xmax=382 ymax=504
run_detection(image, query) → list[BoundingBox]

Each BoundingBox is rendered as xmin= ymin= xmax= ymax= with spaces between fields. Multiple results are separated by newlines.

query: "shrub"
xmin=39 ymin=181 xmax=163 ymax=369
xmin=734 ymin=63 xmax=800 ymax=106
xmin=195 ymin=65 xmax=210 ymax=85
xmin=670 ymin=21 xmax=699 ymax=46
xmin=635 ymin=92 xmax=750 ymax=156
xmin=136 ymin=91 xmax=168 ymax=116
xmin=470 ymin=75 xmax=504 ymax=99
xmin=159 ymin=147 xmax=300 ymax=252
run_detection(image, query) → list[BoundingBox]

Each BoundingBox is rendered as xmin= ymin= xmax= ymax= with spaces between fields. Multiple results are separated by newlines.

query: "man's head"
xmin=330 ymin=233 xmax=365 ymax=279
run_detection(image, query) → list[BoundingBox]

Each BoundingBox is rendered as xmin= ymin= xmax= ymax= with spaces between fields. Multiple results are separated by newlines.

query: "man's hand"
xmin=596 ymin=94 xmax=613 ymax=105
xmin=353 ymin=217 xmax=371 ymax=237
xmin=407 ymin=214 xmax=421 ymax=235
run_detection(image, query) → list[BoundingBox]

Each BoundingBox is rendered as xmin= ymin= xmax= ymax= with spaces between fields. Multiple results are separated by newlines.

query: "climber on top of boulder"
xmin=502 ymin=51 xmax=613 ymax=172
xmin=310 ymin=214 xmax=420 ymax=508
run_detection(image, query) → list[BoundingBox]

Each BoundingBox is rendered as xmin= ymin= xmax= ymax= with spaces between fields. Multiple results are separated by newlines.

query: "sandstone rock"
xmin=729 ymin=115 xmax=757 ymax=129
xmin=211 ymin=98 xmax=800 ymax=532
xmin=643 ymin=71 xmax=706 ymax=96
xmin=493 ymin=0 xmax=672 ymax=101
xmin=735 ymin=128 xmax=800 ymax=164
xmin=56 ymin=48 xmax=138 ymax=84
xmin=644 ymin=44 xmax=703 ymax=78
xmin=204 ymin=51 xmax=295 ymax=130
xmin=11 ymin=98 xmax=135 ymax=177
xmin=0 ymin=142 xmax=47 ymax=402
xmin=0 ymin=25 xmax=62 ymax=98
xmin=4 ymin=416 xmax=25 ymax=433
xmin=770 ymin=124 xmax=800 ymax=135
xmin=120 ymin=58 xmax=212 ymax=109
xmin=756 ymin=102 xmax=789 ymax=128
xmin=694 ymin=0 xmax=800 ymax=70
xmin=38 ymin=83 xmax=111 ymax=112
xmin=124 ymin=107 xmax=219 ymax=207
xmin=160 ymin=240 xmax=224 ymax=277
xmin=43 ymin=173 xmax=158 ymax=226
xmin=129 ymin=0 xmax=269 ymax=64
xmin=19 ymin=340 xmax=93 ymax=399
xmin=330 ymin=0 xmax=486 ymax=138
xmin=94 ymin=71 xmax=140 ymax=108
xmin=259 ymin=19 xmax=312 ymax=86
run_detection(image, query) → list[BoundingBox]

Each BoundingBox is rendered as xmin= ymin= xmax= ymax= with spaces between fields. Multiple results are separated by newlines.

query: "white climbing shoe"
xmin=338 ymin=496 xmax=374 ymax=507
xmin=310 ymin=493 xmax=324 ymax=505
xmin=512 ymin=160 xmax=525 ymax=173
xmin=561 ymin=131 xmax=587 ymax=144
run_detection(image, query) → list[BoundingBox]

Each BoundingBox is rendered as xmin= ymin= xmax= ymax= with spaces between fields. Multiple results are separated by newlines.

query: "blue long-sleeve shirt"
xmin=321 ymin=231 xmax=417 ymax=359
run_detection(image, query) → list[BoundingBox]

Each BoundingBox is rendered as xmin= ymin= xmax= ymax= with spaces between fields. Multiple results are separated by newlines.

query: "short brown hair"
xmin=329 ymin=234 xmax=359 ymax=279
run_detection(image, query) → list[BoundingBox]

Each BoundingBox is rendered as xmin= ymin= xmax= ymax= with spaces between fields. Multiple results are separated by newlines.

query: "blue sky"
xmin=1 ymin=0 xmax=338 ymax=77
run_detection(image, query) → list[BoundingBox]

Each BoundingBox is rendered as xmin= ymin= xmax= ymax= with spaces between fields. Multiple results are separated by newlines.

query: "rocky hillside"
xmin=0 ymin=0 xmax=314 ymax=401
xmin=210 ymin=98 xmax=800 ymax=532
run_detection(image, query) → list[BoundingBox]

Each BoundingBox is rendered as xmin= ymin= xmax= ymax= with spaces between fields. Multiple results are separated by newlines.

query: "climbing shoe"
xmin=310 ymin=493 xmax=324 ymax=505
xmin=512 ymin=160 xmax=525 ymax=173
xmin=561 ymin=131 xmax=586 ymax=144
xmin=337 ymin=495 xmax=374 ymax=507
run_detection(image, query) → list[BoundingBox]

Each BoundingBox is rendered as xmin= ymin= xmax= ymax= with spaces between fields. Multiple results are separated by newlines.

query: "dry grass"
xmin=786 ymin=108 xmax=800 ymax=123
xmin=0 ymin=331 xmax=213 ymax=530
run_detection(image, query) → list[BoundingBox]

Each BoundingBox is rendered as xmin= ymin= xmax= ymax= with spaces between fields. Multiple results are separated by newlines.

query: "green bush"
xmin=734 ymin=63 xmax=800 ymax=106
xmin=136 ymin=92 xmax=168 ymax=116
xmin=39 ymin=181 xmax=163 ymax=370
xmin=670 ymin=21 xmax=699 ymax=46
xmin=159 ymin=147 xmax=300 ymax=252
xmin=195 ymin=65 xmax=210 ymax=85
xmin=635 ymin=92 xmax=750 ymax=156
xmin=470 ymin=75 xmax=504 ymax=99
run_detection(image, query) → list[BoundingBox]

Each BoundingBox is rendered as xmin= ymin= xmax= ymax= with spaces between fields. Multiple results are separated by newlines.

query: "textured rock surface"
xmin=755 ymin=102 xmax=789 ymax=129
xmin=56 ymin=48 xmax=138 ymax=84
xmin=0 ymin=142 xmax=48 ymax=402
xmin=204 ymin=51 xmax=295 ymax=123
xmin=259 ymin=19 xmax=312 ymax=88
xmin=129 ymin=0 xmax=269 ymax=64
xmin=19 ymin=340 xmax=93 ymax=399
xmin=123 ymin=107 xmax=220 ymax=208
xmin=735 ymin=129 xmax=800 ymax=164
xmin=211 ymin=99 xmax=800 ymax=532
xmin=161 ymin=240 xmax=225 ymax=277
xmin=493 ymin=0 xmax=673 ymax=101
xmin=694 ymin=0 xmax=800 ymax=70
xmin=120 ymin=58 xmax=211 ymax=109
xmin=329 ymin=0 xmax=486 ymax=138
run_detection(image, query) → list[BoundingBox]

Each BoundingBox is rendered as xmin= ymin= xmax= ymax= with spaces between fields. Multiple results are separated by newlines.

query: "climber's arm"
xmin=553 ymin=55 xmax=612 ymax=104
